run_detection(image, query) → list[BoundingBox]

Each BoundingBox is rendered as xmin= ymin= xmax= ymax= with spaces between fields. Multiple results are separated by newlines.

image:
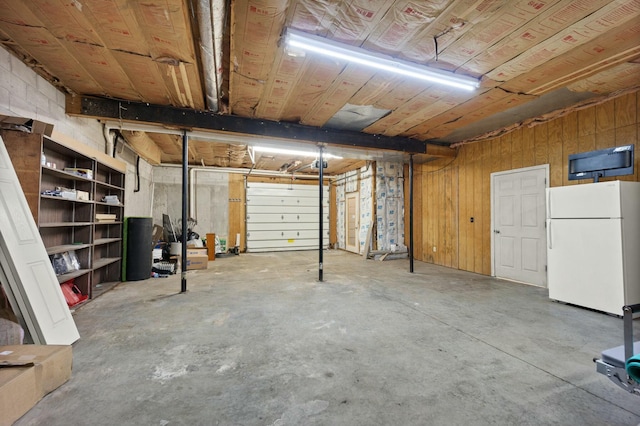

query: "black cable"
xmin=134 ymin=155 xmax=140 ymax=193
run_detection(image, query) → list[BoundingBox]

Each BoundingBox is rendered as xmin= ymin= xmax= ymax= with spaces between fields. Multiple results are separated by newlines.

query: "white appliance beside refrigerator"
xmin=546 ymin=181 xmax=640 ymax=316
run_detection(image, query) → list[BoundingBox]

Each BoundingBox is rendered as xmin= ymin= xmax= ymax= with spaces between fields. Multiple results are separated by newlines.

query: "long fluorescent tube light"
xmin=254 ymin=146 xmax=342 ymax=159
xmin=285 ymin=28 xmax=480 ymax=91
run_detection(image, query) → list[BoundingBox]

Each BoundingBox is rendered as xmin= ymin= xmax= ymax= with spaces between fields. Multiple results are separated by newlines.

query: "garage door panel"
xmin=246 ymin=195 xmax=328 ymax=207
xmin=247 ymin=238 xmax=329 ymax=252
xmin=247 ymin=221 xmax=328 ymax=231
xmin=247 ymin=187 xmax=328 ymax=198
xmin=248 ymin=229 xmax=329 ymax=240
xmin=247 ymin=213 xmax=329 ymax=223
xmin=246 ymin=182 xmax=329 ymax=252
xmin=246 ymin=205 xmax=319 ymax=214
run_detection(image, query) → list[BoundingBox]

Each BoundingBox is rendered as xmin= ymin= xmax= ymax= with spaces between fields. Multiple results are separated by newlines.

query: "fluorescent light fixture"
xmin=253 ymin=146 xmax=342 ymax=159
xmin=285 ymin=28 xmax=480 ymax=91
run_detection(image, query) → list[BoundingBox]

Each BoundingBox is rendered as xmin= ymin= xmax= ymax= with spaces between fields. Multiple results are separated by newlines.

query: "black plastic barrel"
xmin=124 ymin=217 xmax=153 ymax=281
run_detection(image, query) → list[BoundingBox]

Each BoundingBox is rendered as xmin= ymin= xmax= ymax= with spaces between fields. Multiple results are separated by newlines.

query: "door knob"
xmin=494 ymin=230 xmax=500 ymax=234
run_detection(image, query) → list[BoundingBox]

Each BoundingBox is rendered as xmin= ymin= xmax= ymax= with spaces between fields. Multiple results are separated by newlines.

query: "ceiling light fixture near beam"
xmin=253 ymin=145 xmax=343 ymax=159
xmin=284 ymin=28 xmax=481 ymax=92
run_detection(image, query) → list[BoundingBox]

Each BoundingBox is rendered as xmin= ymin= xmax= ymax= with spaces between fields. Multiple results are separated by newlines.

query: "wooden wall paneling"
xmin=458 ymin=148 xmax=475 ymax=271
xmin=420 ymin=165 xmax=429 ymax=262
xmin=3 ymin=132 xmax=41 ymax=222
xmin=521 ymin=126 xmax=536 ymax=168
xmin=428 ymin=168 xmax=437 ymax=264
xmin=228 ymin=173 xmax=246 ymax=251
xmin=615 ymin=124 xmax=638 ymax=182
xmin=637 ymin=91 xmax=640 ymax=125
xmin=466 ymin=145 xmax=476 ymax=272
xmin=489 ymin=137 xmax=503 ymax=274
xmin=548 ymin=119 xmax=563 ymax=187
xmin=480 ymin=142 xmax=491 ymax=275
xmin=414 ymin=90 xmax=639 ymax=277
xmin=450 ymin=163 xmax=459 ymax=269
xmin=422 ymin=166 xmax=432 ymax=262
xmin=436 ymin=163 xmax=445 ymax=266
xmin=428 ymin=168 xmax=437 ymax=263
xmin=578 ymin=107 xmax=596 ymax=137
xmin=499 ymin=133 xmax=512 ymax=173
xmin=595 ymin=128 xmax=615 ymax=150
xmin=534 ymin=123 xmax=549 ymax=166
xmin=438 ymin=167 xmax=446 ymax=266
xmin=511 ymin=128 xmax=523 ymax=170
xmin=420 ymin=166 xmax=430 ymax=262
xmin=596 ymin=98 xmax=615 ymax=134
xmin=457 ymin=150 xmax=468 ymax=271
xmin=578 ymin=132 xmax=596 ymax=157
xmin=444 ymin=166 xmax=453 ymax=268
xmin=637 ymin=123 xmax=640 ymax=182
xmin=413 ymin=166 xmax=424 ymax=261
xmin=473 ymin=143 xmax=483 ymax=274
xmin=562 ymin=112 xmax=578 ymax=186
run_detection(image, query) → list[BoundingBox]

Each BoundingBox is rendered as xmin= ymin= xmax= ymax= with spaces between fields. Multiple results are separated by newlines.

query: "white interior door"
xmin=0 ymin=135 xmax=79 ymax=344
xmin=492 ymin=165 xmax=548 ymax=287
xmin=345 ymin=192 xmax=359 ymax=253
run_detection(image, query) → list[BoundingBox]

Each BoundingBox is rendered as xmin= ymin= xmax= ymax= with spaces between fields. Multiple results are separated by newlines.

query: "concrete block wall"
xmin=152 ymin=166 xmax=229 ymax=241
xmin=0 ymin=45 xmax=152 ymax=218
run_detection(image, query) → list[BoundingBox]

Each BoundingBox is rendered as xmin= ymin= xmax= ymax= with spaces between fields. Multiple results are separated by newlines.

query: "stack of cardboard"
xmin=95 ymin=213 xmax=117 ymax=223
xmin=0 ymin=345 xmax=73 ymax=426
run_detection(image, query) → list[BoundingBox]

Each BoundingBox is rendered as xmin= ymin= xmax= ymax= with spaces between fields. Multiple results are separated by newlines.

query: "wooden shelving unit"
xmin=1 ymin=129 xmax=126 ymax=303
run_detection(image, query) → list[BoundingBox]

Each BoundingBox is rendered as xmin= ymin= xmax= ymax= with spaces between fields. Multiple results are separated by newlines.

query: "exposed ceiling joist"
xmin=65 ymin=95 xmax=427 ymax=154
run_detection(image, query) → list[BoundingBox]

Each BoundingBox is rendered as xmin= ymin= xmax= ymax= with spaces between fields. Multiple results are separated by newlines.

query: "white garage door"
xmin=246 ymin=182 xmax=329 ymax=252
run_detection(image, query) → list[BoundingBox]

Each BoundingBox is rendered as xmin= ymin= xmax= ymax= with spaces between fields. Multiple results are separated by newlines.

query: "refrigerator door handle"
xmin=546 ymin=191 xmax=551 ymax=219
xmin=547 ymin=220 xmax=552 ymax=249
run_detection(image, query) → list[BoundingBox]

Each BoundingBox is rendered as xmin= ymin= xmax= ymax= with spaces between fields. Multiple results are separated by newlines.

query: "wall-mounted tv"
xmin=568 ymin=144 xmax=634 ymax=182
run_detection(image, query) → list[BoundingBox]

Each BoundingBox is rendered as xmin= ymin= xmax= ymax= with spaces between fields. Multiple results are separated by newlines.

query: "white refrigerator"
xmin=546 ymin=181 xmax=640 ymax=316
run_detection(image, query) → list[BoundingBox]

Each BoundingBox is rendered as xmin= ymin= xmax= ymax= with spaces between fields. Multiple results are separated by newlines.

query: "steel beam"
xmin=66 ymin=95 xmax=426 ymax=154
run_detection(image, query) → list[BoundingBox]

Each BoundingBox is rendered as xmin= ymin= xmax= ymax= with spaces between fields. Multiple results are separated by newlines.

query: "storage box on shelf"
xmin=0 ymin=129 xmax=126 ymax=304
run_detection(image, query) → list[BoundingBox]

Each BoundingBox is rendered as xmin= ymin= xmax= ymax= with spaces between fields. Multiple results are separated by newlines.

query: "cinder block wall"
xmin=152 ymin=166 xmax=229 ymax=240
xmin=0 ymin=46 xmax=153 ymax=218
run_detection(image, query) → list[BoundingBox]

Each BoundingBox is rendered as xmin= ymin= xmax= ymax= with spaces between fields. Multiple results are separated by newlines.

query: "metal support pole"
xmin=319 ymin=146 xmax=324 ymax=282
xmin=181 ymin=130 xmax=188 ymax=292
xmin=409 ymin=154 xmax=414 ymax=273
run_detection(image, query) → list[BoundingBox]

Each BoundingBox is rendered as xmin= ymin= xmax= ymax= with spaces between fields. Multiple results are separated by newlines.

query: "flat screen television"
xmin=568 ymin=144 xmax=634 ymax=182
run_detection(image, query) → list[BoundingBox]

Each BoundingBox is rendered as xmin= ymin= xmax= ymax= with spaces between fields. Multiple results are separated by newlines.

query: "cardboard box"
xmin=185 ymin=255 xmax=208 ymax=270
xmin=76 ymin=190 xmax=89 ymax=201
xmin=0 ymin=366 xmax=39 ymax=426
xmin=186 ymin=248 xmax=208 ymax=257
xmin=0 ymin=115 xmax=54 ymax=137
xmin=0 ymin=345 xmax=72 ymax=426
xmin=0 ymin=345 xmax=72 ymax=393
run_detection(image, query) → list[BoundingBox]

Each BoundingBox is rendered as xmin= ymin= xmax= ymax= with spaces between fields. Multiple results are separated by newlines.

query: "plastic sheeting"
xmin=334 ymin=161 xmax=404 ymax=253
xmin=375 ymin=161 xmax=405 ymax=252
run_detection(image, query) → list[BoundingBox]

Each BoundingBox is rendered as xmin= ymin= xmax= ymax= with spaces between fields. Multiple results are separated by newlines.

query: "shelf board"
xmin=95 ymin=180 xmax=124 ymax=191
xmin=93 ymin=257 xmax=121 ymax=269
xmin=40 ymin=222 xmax=93 ymax=228
xmin=95 ymin=201 xmax=124 ymax=207
xmin=56 ymin=269 xmax=91 ymax=283
xmin=94 ymin=237 xmax=122 ymax=246
xmin=46 ymin=243 xmax=91 ymax=255
xmin=94 ymin=221 xmax=123 ymax=226
xmin=41 ymin=194 xmax=94 ymax=204
xmin=42 ymin=166 xmax=92 ymax=182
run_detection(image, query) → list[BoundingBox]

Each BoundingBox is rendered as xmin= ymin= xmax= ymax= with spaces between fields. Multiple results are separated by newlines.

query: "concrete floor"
xmin=14 ymin=250 xmax=640 ymax=426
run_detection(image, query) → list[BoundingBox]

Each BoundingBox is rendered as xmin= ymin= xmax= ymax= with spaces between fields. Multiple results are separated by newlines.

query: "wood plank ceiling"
xmin=0 ymin=0 xmax=639 ymax=175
